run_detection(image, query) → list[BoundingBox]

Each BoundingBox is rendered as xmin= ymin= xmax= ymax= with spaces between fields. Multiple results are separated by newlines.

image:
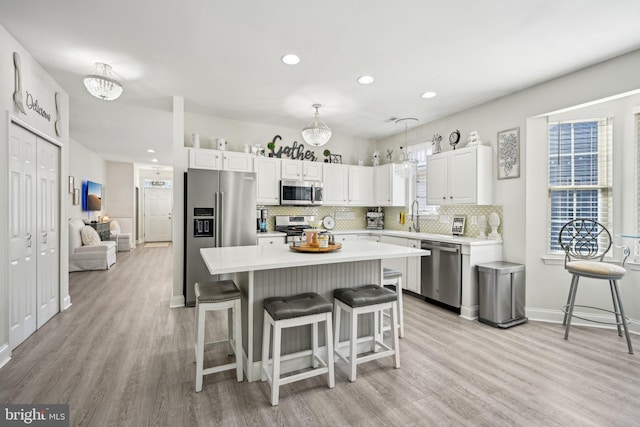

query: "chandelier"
xmin=301 ymin=104 xmax=332 ymax=147
xmin=395 ymin=118 xmax=419 ymax=178
xmin=83 ymin=63 xmax=123 ymax=101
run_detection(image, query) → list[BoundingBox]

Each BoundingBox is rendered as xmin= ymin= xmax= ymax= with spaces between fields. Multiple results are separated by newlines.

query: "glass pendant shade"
xmin=395 ymin=118 xmax=419 ymax=177
xmin=396 ymin=153 xmax=418 ymax=178
xmin=301 ymin=104 xmax=332 ymax=147
xmin=83 ymin=63 xmax=123 ymax=101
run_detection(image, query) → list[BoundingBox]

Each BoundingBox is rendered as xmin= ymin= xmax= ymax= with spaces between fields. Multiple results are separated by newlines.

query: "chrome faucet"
xmin=410 ymin=199 xmax=420 ymax=232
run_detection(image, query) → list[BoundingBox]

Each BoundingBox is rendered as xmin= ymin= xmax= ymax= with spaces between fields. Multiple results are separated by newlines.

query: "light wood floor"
xmin=1 ymin=244 xmax=638 ymax=426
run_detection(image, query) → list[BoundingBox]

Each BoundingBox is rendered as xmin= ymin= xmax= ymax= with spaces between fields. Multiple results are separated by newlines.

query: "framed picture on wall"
xmin=497 ymin=127 xmax=520 ymax=179
xmin=73 ymin=188 xmax=80 ymax=205
xmin=68 ymin=176 xmax=75 ymax=194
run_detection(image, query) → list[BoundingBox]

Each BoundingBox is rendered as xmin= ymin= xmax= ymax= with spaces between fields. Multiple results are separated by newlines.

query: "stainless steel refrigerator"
xmin=184 ymin=168 xmax=257 ymax=306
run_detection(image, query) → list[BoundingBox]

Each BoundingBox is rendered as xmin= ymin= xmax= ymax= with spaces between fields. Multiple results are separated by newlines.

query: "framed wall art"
xmin=68 ymin=176 xmax=75 ymax=194
xmin=73 ymin=188 xmax=80 ymax=205
xmin=497 ymin=127 xmax=520 ymax=179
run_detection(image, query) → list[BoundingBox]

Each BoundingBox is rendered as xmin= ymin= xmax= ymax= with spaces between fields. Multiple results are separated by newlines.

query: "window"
xmin=548 ymin=117 xmax=612 ymax=253
xmin=407 ymin=143 xmax=437 ymax=215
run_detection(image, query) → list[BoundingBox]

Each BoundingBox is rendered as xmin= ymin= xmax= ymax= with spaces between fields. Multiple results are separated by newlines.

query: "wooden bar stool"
xmin=261 ymin=292 xmax=335 ymax=406
xmin=194 ymin=280 xmax=243 ymax=392
xmin=333 ymin=284 xmax=400 ymax=382
xmin=382 ymin=267 xmax=404 ymax=337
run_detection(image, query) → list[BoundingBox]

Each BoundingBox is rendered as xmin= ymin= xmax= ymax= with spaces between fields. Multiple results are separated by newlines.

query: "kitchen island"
xmin=200 ymin=240 xmax=427 ymax=381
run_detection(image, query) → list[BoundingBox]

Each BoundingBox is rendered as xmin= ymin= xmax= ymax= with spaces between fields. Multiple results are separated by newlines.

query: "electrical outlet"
xmin=470 ymin=215 xmax=477 ymax=225
xmin=439 ymin=214 xmax=449 ymax=224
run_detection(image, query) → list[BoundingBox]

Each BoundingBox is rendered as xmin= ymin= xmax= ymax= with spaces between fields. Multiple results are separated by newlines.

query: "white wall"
xmin=376 ymin=48 xmax=640 ymax=331
xmin=106 ymin=161 xmax=135 ymax=218
xmin=0 ymin=24 xmax=70 ymax=368
xmin=68 ymin=138 xmax=107 ymax=221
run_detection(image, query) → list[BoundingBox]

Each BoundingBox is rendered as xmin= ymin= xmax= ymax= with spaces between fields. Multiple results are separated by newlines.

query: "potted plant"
xmin=323 ymin=149 xmax=331 ymax=163
xmin=267 ymin=141 xmax=276 ymax=157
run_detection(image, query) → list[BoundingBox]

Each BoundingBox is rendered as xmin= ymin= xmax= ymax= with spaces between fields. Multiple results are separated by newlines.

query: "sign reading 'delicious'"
xmin=268 ymin=135 xmax=317 ymax=161
xmin=1 ymin=404 xmax=69 ymax=426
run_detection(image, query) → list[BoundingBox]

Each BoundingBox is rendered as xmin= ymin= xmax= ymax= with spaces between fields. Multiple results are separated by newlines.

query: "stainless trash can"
xmin=477 ymin=261 xmax=527 ymax=328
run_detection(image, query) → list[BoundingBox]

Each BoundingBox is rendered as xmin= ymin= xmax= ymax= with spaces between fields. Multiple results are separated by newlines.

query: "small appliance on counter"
xmin=366 ymin=208 xmax=384 ymax=229
xmin=256 ymin=206 xmax=268 ymax=232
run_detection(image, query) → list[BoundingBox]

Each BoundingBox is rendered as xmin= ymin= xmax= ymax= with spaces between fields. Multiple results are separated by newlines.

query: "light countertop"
xmin=329 ymin=229 xmax=502 ymax=246
xmin=201 ymin=240 xmax=427 ymax=275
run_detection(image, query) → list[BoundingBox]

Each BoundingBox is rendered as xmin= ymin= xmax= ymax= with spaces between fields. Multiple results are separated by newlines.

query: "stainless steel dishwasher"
xmin=420 ymin=240 xmax=462 ymax=311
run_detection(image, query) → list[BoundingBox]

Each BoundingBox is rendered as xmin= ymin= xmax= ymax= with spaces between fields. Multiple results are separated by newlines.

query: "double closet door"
xmin=9 ymin=122 xmax=60 ymax=350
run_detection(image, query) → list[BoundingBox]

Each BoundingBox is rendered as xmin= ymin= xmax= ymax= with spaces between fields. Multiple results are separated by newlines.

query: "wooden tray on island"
xmin=289 ymin=243 xmax=342 ymax=253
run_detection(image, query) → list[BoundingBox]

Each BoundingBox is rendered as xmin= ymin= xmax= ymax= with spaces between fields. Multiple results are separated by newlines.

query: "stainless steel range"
xmin=275 ymin=215 xmax=316 ymax=243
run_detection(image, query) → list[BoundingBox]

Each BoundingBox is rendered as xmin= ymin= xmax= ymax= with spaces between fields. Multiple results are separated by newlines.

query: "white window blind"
xmin=547 ymin=117 xmax=612 ymax=253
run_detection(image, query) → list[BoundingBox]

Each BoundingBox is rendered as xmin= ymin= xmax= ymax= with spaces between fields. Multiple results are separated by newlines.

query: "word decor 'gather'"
xmin=268 ymin=135 xmax=318 ymax=161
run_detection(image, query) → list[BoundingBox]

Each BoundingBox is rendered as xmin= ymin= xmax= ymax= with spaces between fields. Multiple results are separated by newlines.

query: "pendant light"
xmin=83 ymin=63 xmax=123 ymax=101
xmin=395 ymin=118 xmax=419 ymax=178
xmin=301 ymin=104 xmax=332 ymax=147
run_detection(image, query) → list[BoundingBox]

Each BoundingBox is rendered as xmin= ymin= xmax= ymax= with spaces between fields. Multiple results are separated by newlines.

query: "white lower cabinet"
xmin=358 ymin=235 xmax=380 ymax=242
xmin=405 ymin=239 xmax=422 ymax=293
xmin=257 ymin=236 xmax=286 ymax=246
xmin=379 ymin=236 xmax=407 ymax=286
xmin=334 ymin=234 xmax=359 ymax=243
xmin=379 ymin=236 xmax=422 ymax=294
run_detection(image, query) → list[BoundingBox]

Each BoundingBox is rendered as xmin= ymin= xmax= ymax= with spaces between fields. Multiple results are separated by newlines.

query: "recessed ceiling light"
xmin=151 ymin=158 xmax=158 ymax=163
xmin=281 ymin=54 xmax=300 ymax=65
xmin=421 ymin=91 xmax=437 ymax=99
xmin=147 ymin=149 xmax=155 ymax=153
xmin=357 ymin=75 xmax=375 ymax=85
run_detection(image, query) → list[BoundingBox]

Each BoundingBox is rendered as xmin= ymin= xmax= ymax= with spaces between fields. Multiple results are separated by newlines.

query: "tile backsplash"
xmin=383 ymin=205 xmax=503 ymax=238
xmin=261 ymin=206 xmax=368 ymax=231
xmin=261 ymin=204 xmax=503 ymax=238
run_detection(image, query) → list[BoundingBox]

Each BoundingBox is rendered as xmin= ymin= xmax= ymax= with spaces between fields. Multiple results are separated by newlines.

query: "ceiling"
xmin=2 ymin=0 xmax=640 ymax=168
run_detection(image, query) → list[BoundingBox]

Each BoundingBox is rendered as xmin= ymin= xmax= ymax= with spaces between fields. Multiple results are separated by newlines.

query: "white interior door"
xmin=144 ymin=188 xmax=172 ymax=242
xmin=36 ymin=138 xmax=59 ymax=328
xmin=9 ymin=123 xmax=37 ymax=349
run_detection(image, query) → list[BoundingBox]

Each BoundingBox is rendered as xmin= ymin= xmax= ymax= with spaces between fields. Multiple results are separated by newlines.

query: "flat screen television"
xmin=85 ymin=180 xmax=102 ymax=211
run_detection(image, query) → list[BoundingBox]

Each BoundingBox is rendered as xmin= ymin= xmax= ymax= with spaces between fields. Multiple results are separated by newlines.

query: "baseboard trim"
xmin=460 ymin=304 xmax=478 ymax=320
xmin=170 ymin=295 xmax=185 ymax=308
xmin=0 ymin=344 xmax=11 ymax=370
xmin=62 ymin=295 xmax=72 ymax=311
xmin=526 ymin=307 xmax=639 ymax=335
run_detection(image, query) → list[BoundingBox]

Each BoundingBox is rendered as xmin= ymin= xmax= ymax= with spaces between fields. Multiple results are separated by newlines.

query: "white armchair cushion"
xmin=74 ymin=242 xmax=116 ymax=253
xmin=80 ymin=226 xmax=101 ymax=246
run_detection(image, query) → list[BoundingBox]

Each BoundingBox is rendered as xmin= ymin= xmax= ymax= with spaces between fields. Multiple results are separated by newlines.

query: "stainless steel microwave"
xmin=280 ymin=180 xmax=323 ymax=205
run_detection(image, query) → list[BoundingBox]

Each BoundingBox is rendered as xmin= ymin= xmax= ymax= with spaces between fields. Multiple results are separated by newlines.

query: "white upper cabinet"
xmin=189 ymin=148 xmax=253 ymax=172
xmin=281 ymin=159 xmax=323 ymax=181
xmin=348 ymin=165 xmax=374 ymax=206
xmin=427 ymin=145 xmax=492 ymax=205
xmin=254 ymin=157 xmax=281 ymax=205
xmin=374 ymin=163 xmax=406 ymax=207
xmin=323 ymin=163 xmax=349 ymax=206
xmin=223 ymin=151 xmax=254 ymax=172
xmin=189 ymin=148 xmax=222 ymax=170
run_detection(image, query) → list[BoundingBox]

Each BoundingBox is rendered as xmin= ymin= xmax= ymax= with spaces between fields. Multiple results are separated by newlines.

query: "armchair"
xmin=69 ymin=219 xmax=117 ymax=272
xmin=109 ymin=217 xmax=134 ymax=251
